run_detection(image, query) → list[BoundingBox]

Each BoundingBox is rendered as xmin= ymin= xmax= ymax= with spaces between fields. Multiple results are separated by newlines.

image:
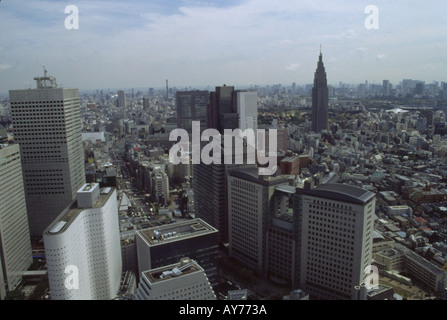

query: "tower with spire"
xmin=311 ymin=48 xmax=329 ymax=133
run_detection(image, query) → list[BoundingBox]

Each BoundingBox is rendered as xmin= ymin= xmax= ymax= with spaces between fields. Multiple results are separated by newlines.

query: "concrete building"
xmin=227 ymin=167 xmax=290 ymax=275
xmin=176 ymin=90 xmax=209 ymax=133
xmin=294 ymin=183 xmax=376 ymax=300
xmin=151 ymin=171 xmax=169 ymax=205
xmin=236 ymin=90 xmax=258 ymax=134
xmin=266 ymin=184 xmax=296 ymax=286
xmin=387 ymin=205 xmax=413 ymax=218
xmin=400 ymin=245 xmax=446 ymax=294
xmin=43 ymin=183 xmax=122 ymax=300
xmin=311 ymin=51 xmax=329 ymax=133
xmin=9 ymin=70 xmax=86 ymax=237
xmin=280 ymin=155 xmax=300 ymax=176
xmin=193 ymin=136 xmax=256 ymax=246
xmin=0 ymin=144 xmax=33 ymax=300
xmin=117 ymin=90 xmax=126 ymax=110
xmin=208 ymin=85 xmax=237 ymax=133
xmin=135 ymin=218 xmax=219 ymax=286
xmin=135 ymin=257 xmax=216 ymax=300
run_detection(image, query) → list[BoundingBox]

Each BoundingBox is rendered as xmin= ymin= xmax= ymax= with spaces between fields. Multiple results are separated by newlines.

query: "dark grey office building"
xmin=311 ymin=52 xmax=329 ymax=133
xmin=176 ymin=90 xmax=209 ymax=133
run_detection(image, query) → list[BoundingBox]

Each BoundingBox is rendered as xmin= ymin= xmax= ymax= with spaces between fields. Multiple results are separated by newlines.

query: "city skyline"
xmin=0 ymin=0 xmax=446 ymax=95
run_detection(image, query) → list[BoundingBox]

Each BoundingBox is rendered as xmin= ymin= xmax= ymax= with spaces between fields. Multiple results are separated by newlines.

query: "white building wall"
xmin=0 ymin=145 xmax=33 ymax=299
xmin=44 ymin=189 xmax=122 ymax=300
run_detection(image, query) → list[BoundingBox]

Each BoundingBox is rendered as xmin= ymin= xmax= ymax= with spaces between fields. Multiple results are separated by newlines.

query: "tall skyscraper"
xmin=311 ymin=51 xmax=329 ymax=133
xmin=0 ymin=144 xmax=33 ymax=300
xmin=383 ymin=80 xmax=390 ymax=96
xmin=9 ymin=70 xmax=86 ymax=237
xmin=193 ymin=137 xmax=256 ymax=246
xmin=195 ymin=86 xmax=260 ymax=247
xmin=117 ymin=90 xmax=127 ymax=118
xmin=294 ymin=183 xmax=376 ymax=300
xmin=176 ymin=90 xmax=209 ymax=133
xmin=208 ymin=85 xmax=238 ymax=133
xmin=236 ymin=90 xmax=258 ymax=134
xmin=227 ymin=167 xmax=289 ymax=275
xmin=117 ymin=90 xmax=126 ymax=109
xmin=43 ymin=183 xmax=122 ymax=300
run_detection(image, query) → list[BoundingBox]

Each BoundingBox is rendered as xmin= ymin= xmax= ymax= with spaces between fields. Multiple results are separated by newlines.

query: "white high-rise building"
xmin=0 ymin=144 xmax=33 ymax=300
xmin=236 ymin=90 xmax=258 ymax=133
xmin=43 ymin=183 xmax=122 ymax=300
xmin=9 ymin=69 xmax=86 ymax=237
xmin=295 ymin=183 xmax=376 ymax=300
xmin=135 ymin=257 xmax=216 ymax=300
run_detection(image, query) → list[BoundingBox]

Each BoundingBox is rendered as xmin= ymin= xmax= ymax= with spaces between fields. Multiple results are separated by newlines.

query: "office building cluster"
xmin=1 ymin=51 xmax=447 ymax=301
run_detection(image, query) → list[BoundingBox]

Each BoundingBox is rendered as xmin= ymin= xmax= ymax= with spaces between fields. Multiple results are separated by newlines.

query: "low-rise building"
xmin=135 ymin=258 xmax=216 ymax=300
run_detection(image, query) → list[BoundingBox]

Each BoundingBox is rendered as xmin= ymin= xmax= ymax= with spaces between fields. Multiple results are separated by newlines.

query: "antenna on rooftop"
xmin=34 ymin=66 xmax=58 ymax=89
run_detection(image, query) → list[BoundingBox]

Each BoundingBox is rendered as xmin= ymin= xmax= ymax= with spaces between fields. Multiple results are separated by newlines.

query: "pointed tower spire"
xmin=311 ymin=50 xmax=329 ymax=133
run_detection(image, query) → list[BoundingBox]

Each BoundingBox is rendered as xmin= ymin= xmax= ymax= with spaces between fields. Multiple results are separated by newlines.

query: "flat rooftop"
xmin=298 ymin=183 xmax=375 ymax=205
xmin=143 ymin=259 xmax=201 ymax=284
xmin=44 ymin=187 xmax=115 ymax=235
xmin=138 ymin=218 xmax=217 ymax=246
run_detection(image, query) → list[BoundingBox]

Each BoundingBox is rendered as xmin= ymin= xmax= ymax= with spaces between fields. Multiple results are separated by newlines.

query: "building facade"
xmin=294 ymin=183 xmax=376 ymax=300
xmin=135 ymin=218 xmax=219 ymax=286
xmin=227 ymin=167 xmax=290 ymax=275
xmin=43 ymin=183 xmax=122 ymax=300
xmin=311 ymin=52 xmax=329 ymax=133
xmin=135 ymin=258 xmax=216 ymax=300
xmin=9 ymin=71 xmax=86 ymax=237
xmin=0 ymin=144 xmax=33 ymax=299
xmin=176 ymin=90 xmax=209 ymax=133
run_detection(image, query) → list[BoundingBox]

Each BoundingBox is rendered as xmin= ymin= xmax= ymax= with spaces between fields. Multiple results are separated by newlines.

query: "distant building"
xmin=383 ymin=80 xmax=390 ymax=97
xmin=135 ymin=257 xmax=216 ymax=300
xmin=208 ymin=85 xmax=237 ymax=133
xmin=387 ymin=205 xmax=413 ymax=218
xmin=0 ymin=144 xmax=33 ymax=300
xmin=236 ymin=90 xmax=258 ymax=134
xmin=43 ymin=183 xmax=122 ymax=300
xmin=151 ymin=171 xmax=169 ymax=205
xmin=311 ymin=51 xmax=329 ymax=133
xmin=176 ymin=90 xmax=209 ymax=133
xmin=117 ymin=90 xmax=126 ymax=109
xmin=280 ymin=155 xmax=300 ymax=176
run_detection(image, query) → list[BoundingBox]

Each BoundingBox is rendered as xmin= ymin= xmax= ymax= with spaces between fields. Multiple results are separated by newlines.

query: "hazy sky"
xmin=0 ymin=0 xmax=446 ymax=94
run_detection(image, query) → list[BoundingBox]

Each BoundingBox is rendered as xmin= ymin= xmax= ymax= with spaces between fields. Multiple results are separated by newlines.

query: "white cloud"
xmin=0 ymin=64 xmax=11 ymax=70
xmin=1 ymin=0 xmax=447 ymax=90
xmin=286 ymin=63 xmax=300 ymax=71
